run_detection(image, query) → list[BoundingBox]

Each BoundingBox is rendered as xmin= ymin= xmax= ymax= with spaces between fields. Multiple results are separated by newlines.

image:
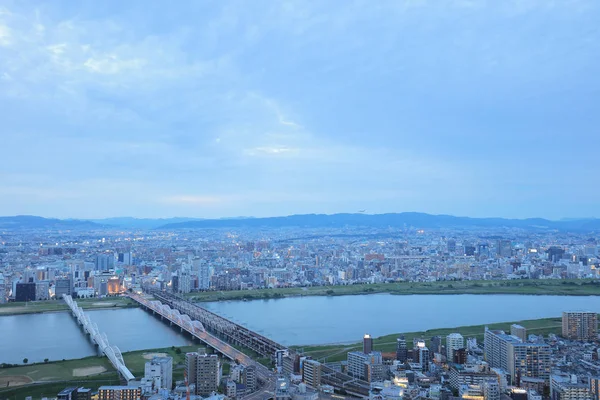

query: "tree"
xmin=22 ymin=358 xmax=28 ymax=364
xmin=175 ymin=348 xmax=182 ymax=354
xmin=44 ymin=358 xmax=49 ymax=363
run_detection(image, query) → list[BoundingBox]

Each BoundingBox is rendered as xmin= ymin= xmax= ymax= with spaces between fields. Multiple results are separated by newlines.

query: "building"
xmin=55 ymin=278 xmax=72 ymax=298
xmin=0 ymin=273 xmax=6 ymax=304
xmin=97 ymin=385 xmax=141 ymax=400
xmin=449 ymin=365 xmax=498 ymax=391
xmin=562 ymin=312 xmax=598 ymax=341
xmin=364 ymin=334 xmax=373 ymax=354
xmin=551 ymin=375 xmax=591 ymax=400
xmin=511 ymin=325 xmax=527 ymax=343
xmin=431 ymin=336 xmax=442 ymax=355
xmin=241 ymin=365 xmax=256 ymax=393
xmin=447 ymin=333 xmax=464 ymax=362
xmin=57 ymin=387 xmax=79 ymax=400
xmin=347 ymin=351 xmax=384 ymax=382
xmin=397 ymin=336 xmax=408 ymax=362
xmin=276 ymin=378 xmax=291 ymax=400
xmin=454 ymin=348 xmax=467 ymax=365
xmin=186 ymin=351 xmax=220 ymax=396
xmin=497 ymin=240 xmax=512 ymax=258
xmin=485 ymin=329 xmax=550 ymax=384
xmin=483 ymin=379 xmax=501 ymax=400
xmin=15 ymin=282 xmax=36 ymax=302
xmin=144 ymin=356 xmax=173 ymax=390
xmin=95 ymin=254 xmax=115 ymax=272
xmin=36 ymin=280 xmax=50 ymax=300
xmin=302 ymin=359 xmax=321 ymax=389
xmin=178 ymin=268 xmax=192 ymax=294
xmin=107 ymin=277 xmax=122 ymax=295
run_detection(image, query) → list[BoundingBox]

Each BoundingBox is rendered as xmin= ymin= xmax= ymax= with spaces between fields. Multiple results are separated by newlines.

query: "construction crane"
xmin=184 ymin=369 xmax=191 ymax=400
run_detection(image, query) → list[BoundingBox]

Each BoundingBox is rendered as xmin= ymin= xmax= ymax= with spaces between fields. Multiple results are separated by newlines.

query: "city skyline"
xmin=1 ymin=1 xmax=599 ymax=219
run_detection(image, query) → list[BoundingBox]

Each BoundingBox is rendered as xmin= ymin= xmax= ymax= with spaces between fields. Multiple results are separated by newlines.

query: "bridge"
xmin=128 ymin=292 xmax=276 ymax=395
xmin=138 ymin=290 xmax=370 ymax=397
xmin=63 ymin=295 xmax=135 ymax=381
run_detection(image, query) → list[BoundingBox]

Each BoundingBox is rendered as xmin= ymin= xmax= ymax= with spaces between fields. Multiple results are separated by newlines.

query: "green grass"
xmin=293 ymin=317 xmax=564 ymax=363
xmin=184 ymin=279 xmax=600 ymax=303
xmin=0 ymin=297 xmax=138 ymax=316
xmin=0 ymin=345 xmax=202 ymax=399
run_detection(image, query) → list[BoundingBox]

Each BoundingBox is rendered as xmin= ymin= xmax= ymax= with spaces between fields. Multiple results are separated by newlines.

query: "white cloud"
xmin=0 ymin=24 xmax=10 ymax=46
xmin=83 ymin=55 xmax=146 ymax=74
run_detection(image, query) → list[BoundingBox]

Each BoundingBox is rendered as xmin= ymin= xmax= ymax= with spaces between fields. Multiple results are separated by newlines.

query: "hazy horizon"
xmin=1 ymin=1 xmax=598 ymax=219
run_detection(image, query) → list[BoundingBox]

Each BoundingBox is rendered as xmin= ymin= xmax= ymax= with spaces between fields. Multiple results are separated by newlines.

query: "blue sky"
xmin=0 ymin=0 xmax=599 ymax=219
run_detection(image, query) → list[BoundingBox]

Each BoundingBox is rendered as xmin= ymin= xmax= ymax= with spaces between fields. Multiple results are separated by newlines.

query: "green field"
xmin=292 ymin=317 xmax=563 ymax=363
xmin=0 ymin=345 xmax=223 ymax=399
xmin=185 ymin=279 xmax=600 ymax=302
xmin=0 ymin=297 xmax=138 ymax=316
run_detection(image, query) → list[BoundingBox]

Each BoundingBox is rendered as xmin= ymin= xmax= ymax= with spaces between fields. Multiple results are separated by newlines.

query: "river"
xmin=2 ymin=294 xmax=600 ymax=364
xmin=0 ymin=308 xmax=193 ymax=365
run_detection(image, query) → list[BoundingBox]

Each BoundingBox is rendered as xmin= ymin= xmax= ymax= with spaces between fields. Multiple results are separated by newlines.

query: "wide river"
xmin=2 ymin=294 xmax=600 ymax=364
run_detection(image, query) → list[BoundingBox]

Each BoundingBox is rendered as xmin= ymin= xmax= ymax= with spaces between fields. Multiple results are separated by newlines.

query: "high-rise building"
xmin=363 ymin=334 xmax=373 ymax=354
xmin=144 ymin=356 xmax=173 ymax=390
xmin=95 ymin=254 xmax=115 ymax=272
xmin=0 ymin=273 xmax=7 ymax=304
xmin=196 ymin=259 xmax=211 ymax=290
xmin=453 ymin=348 xmax=467 ymax=365
xmin=397 ymin=336 xmax=408 ymax=362
xmin=431 ymin=336 xmax=442 ymax=355
xmin=241 ymin=365 xmax=256 ymax=393
xmin=186 ymin=351 xmax=220 ymax=396
xmin=446 ymin=333 xmax=464 ymax=362
xmin=15 ymin=282 xmax=36 ymax=302
xmin=511 ymin=324 xmax=527 ymax=343
xmin=485 ymin=329 xmax=550 ymax=384
xmin=418 ymin=346 xmax=430 ymax=372
xmin=178 ymin=268 xmax=192 ymax=294
xmin=347 ymin=350 xmax=384 ymax=382
xmin=447 ymin=240 xmax=457 ymax=253
xmin=551 ymin=375 xmax=591 ymax=400
xmin=562 ymin=312 xmax=598 ymax=341
xmin=302 ymin=359 xmax=321 ymax=389
xmin=497 ymin=240 xmax=512 ymax=258
xmin=36 ymin=280 xmax=50 ymax=300
xmin=55 ymin=278 xmax=72 ymax=298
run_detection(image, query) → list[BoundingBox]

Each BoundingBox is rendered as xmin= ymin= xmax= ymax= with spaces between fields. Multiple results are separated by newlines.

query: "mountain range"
xmin=1 ymin=213 xmax=599 ymax=231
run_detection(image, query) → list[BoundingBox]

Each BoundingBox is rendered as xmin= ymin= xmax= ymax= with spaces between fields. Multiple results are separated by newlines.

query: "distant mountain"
xmin=89 ymin=217 xmax=203 ymax=230
xmin=0 ymin=215 xmax=101 ymax=230
xmin=156 ymin=212 xmax=600 ymax=231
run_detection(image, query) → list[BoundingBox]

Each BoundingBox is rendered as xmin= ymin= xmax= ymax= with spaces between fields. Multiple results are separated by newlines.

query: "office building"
xmin=447 ymin=333 xmax=464 ymax=362
xmin=275 ymin=378 xmax=291 ymax=400
xmin=186 ymin=351 xmax=220 ymax=396
xmin=95 ymin=254 xmax=115 ymax=272
xmin=511 ymin=324 xmax=527 ymax=343
xmin=454 ymin=348 xmax=467 ymax=365
xmin=36 ymin=280 xmax=50 ymax=300
xmin=15 ymin=282 xmax=36 ymax=302
xmin=302 ymin=359 xmax=321 ymax=389
xmin=497 ymin=240 xmax=512 ymax=258
xmin=363 ymin=334 xmax=373 ymax=354
xmin=117 ymin=252 xmax=132 ymax=265
xmin=97 ymin=385 xmax=141 ymax=400
xmin=397 ymin=336 xmax=408 ymax=362
xmin=55 ymin=278 xmax=72 ymax=298
xmin=562 ymin=312 xmax=598 ymax=341
xmin=144 ymin=356 xmax=173 ymax=390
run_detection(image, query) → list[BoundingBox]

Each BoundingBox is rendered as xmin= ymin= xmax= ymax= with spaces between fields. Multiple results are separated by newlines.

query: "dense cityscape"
xmin=2 ymin=222 xmax=600 ymax=400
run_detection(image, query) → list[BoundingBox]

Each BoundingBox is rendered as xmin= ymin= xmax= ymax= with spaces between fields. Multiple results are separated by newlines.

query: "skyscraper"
xmin=510 ymin=324 xmax=527 ymax=343
xmin=497 ymin=240 xmax=512 ymax=258
xmin=397 ymin=335 xmax=408 ymax=362
xmin=446 ymin=333 xmax=464 ymax=362
xmin=562 ymin=311 xmax=598 ymax=341
xmin=0 ymin=273 xmax=6 ymax=304
xmin=430 ymin=336 xmax=442 ymax=355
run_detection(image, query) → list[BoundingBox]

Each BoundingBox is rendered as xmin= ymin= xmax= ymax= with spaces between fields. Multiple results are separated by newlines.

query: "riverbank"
xmin=0 ymin=345 xmax=207 ymax=399
xmin=185 ymin=279 xmax=600 ymax=302
xmin=293 ymin=317 xmax=563 ymax=363
xmin=0 ymin=297 xmax=138 ymax=316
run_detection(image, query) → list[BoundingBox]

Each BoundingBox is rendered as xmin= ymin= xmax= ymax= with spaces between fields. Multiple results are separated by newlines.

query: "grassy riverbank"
xmin=0 ymin=345 xmax=208 ymax=399
xmin=185 ymin=279 xmax=600 ymax=302
xmin=292 ymin=317 xmax=563 ymax=363
xmin=0 ymin=297 xmax=138 ymax=316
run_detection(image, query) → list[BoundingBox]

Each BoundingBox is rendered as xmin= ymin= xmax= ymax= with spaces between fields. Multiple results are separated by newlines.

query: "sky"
xmin=0 ymin=0 xmax=599 ymax=220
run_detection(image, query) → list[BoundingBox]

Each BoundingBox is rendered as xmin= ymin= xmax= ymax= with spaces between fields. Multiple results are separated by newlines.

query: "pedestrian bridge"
xmin=63 ymin=295 xmax=135 ymax=381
